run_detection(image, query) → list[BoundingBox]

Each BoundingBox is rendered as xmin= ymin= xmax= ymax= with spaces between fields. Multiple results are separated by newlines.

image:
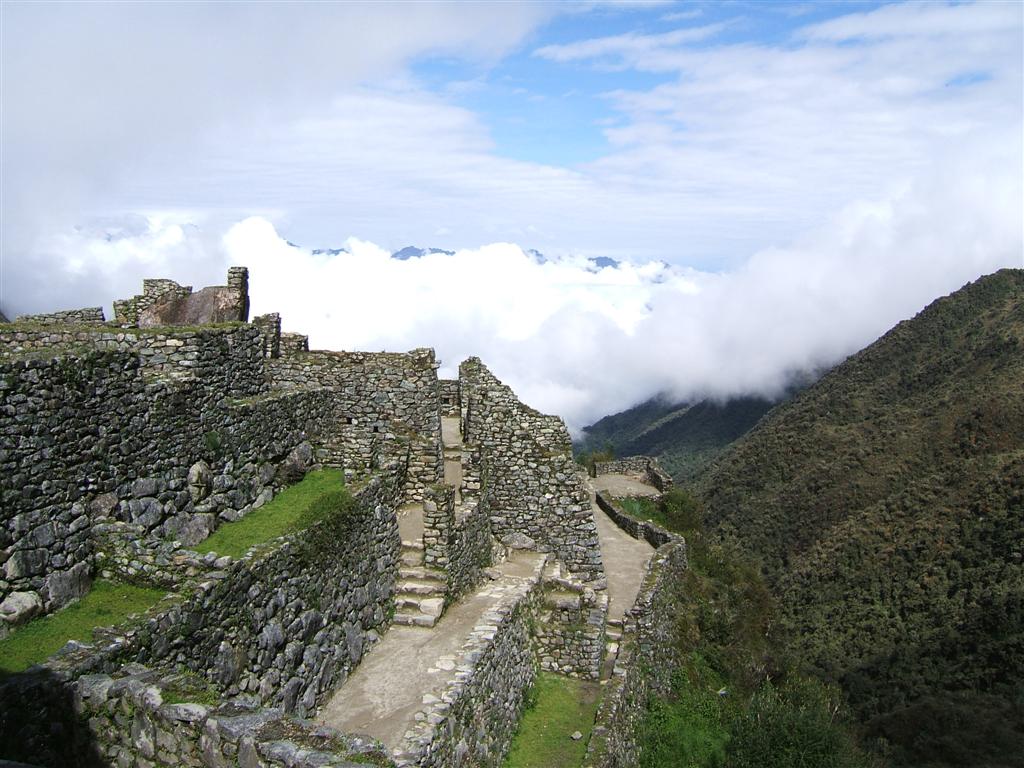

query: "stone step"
xmin=397 ymin=579 xmax=446 ymax=596
xmin=399 ymin=566 xmax=446 ymax=583
xmin=401 ymin=540 xmax=425 ymax=551
xmin=606 ymin=626 xmax=622 ymax=641
xmin=396 ymin=594 xmax=445 ymax=615
xmin=607 ymin=617 xmax=624 ymax=629
xmin=393 ymin=611 xmax=438 ymax=628
xmin=401 ymin=550 xmax=424 ymax=566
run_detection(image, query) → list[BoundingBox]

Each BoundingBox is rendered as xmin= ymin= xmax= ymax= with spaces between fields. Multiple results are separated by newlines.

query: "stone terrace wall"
xmin=0 ymin=467 xmax=405 ymax=768
xmin=595 ymin=491 xmax=675 ymax=550
xmin=583 ymin=500 xmax=688 ymax=768
xmin=394 ymin=555 xmax=547 ymax=768
xmin=594 ymin=456 xmax=674 ymax=492
xmin=459 ymin=357 xmax=603 ymax=582
xmin=14 ymin=307 xmax=106 ymax=325
xmin=1 ymin=667 xmax=393 ymax=768
xmin=0 ymin=327 xmax=330 ymax=616
xmin=269 ymin=348 xmax=442 ymax=500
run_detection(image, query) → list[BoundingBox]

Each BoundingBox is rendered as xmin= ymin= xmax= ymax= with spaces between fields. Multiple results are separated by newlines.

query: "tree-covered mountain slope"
xmin=698 ymin=268 xmax=1024 ymax=765
xmin=578 ymin=395 xmax=776 ymax=481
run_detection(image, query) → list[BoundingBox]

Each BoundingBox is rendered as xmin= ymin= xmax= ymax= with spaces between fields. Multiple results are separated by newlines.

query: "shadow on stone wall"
xmin=0 ymin=669 xmax=104 ymax=768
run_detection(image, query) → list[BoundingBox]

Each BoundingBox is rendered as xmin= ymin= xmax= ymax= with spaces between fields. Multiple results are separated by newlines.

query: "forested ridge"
xmin=697 ymin=269 xmax=1024 ymax=766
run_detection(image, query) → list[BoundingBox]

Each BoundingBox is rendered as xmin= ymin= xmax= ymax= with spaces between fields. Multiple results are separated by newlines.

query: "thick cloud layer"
xmin=222 ymin=126 xmax=1017 ymax=431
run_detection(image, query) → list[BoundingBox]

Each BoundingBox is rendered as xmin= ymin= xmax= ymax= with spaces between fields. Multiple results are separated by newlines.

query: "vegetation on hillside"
xmin=576 ymin=396 xmax=777 ymax=482
xmin=612 ymin=492 xmax=873 ymax=768
xmin=696 ymin=269 xmax=1024 ymax=766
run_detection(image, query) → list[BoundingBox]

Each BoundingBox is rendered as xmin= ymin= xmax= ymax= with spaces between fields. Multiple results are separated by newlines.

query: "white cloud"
xmin=2 ymin=2 xmax=1020 ymax=429
xmin=534 ymin=24 xmax=729 ymax=68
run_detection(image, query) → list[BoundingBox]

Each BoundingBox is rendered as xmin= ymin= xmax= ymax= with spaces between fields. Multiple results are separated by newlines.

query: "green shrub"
xmin=724 ymin=677 xmax=873 ymax=768
xmin=661 ymin=488 xmax=704 ymax=533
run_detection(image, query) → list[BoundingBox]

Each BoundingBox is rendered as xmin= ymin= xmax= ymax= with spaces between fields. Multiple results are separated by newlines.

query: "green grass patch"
xmin=640 ymin=655 xmax=733 ymax=768
xmin=0 ymin=580 xmax=166 ymax=674
xmin=161 ymin=670 xmax=222 ymax=706
xmin=504 ymin=672 xmax=601 ymax=768
xmin=193 ymin=468 xmax=347 ymax=558
xmin=615 ymin=496 xmax=666 ymax=527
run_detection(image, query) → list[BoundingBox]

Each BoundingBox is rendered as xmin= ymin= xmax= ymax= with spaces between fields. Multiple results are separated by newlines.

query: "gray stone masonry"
xmin=0 ymin=465 xmax=405 ymax=767
xmin=269 ymin=348 xmax=442 ymax=501
xmin=14 ymin=307 xmax=106 ymax=325
xmin=594 ymin=456 xmax=674 ymax=493
xmin=535 ymin=559 xmax=608 ymax=680
xmin=0 ymin=327 xmax=331 ymax=613
xmin=392 ymin=554 xmax=548 ymax=768
xmin=583 ymin=496 xmax=688 ymax=768
xmin=459 ymin=357 xmax=604 ymax=582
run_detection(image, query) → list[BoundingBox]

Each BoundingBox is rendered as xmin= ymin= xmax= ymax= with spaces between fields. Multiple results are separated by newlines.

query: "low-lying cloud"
xmin=220 ymin=128 xmax=1017 ymax=431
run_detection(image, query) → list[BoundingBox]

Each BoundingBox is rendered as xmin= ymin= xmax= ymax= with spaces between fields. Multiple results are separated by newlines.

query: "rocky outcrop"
xmin=138 ymin=285 xmax=246 ymax=326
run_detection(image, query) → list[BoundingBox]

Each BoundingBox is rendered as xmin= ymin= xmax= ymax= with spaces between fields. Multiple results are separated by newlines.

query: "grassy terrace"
xmin=504 ymin=673 xmax=601 ymax=768
xmin=0 ymin=580 xmax=167 ymax=674
xmin=193 ymin=468 xmax=347 ymax=558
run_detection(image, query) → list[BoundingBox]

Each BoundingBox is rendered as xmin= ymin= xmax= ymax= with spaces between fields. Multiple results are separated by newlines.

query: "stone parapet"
xmin=583 ymin=497 xmax=688 ymax=768
xmin=14 ymin=307 xmax=106 ymax=325
xmin=594 ymin=456 xmax=674 ymax=492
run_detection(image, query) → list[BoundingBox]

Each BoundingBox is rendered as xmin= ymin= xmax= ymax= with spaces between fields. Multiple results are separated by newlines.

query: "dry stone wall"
xmin=535 ymin=563 xmax=607 ymax=680
xmin=269 ymin=348 xmax=442 ymax=500
xmin=459 ymin=358 xmax=603 ymax=582
xmin=439 ymin=379 xmax=460 ymax=417
xmin=112 ymin=268 xmax=248 ymax=328
xmin=594 ymin=456 xmax=674 ymax=492
xmin=422 ymin=485 xmax=493 ymax=603
xmin=0 ymin=327 xmax=330 ymax=616
xmin=0 ymin=467 xmax=404 ymax=768
xmin=583 ymin=498 xmax=688 ymax=768
xmin=14 ymin=307 xmax=106 ymax=325
xmin=394 ymin=555 xmax=547 ymax=768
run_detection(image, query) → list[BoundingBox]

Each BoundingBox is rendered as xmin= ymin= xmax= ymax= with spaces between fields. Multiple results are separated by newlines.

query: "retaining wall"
xmin=0 ymin=466 xmax=404 ymax=768
xmin=0 ymin=327 xmax=330 ymax=617
xmin=393 ymin=555 xmax=548 ymax=768
xmin=583 ymin=498 xmax=688 ymax=768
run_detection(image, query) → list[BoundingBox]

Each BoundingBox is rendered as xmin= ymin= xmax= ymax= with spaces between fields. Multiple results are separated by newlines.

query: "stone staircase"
xmin=393 ymin=539 xmax=447 ymax=628
xmin=602 ymin=618 xmax=624 ymax=680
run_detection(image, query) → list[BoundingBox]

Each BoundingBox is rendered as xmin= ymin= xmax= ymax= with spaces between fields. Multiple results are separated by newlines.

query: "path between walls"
xmin=315 ymin=550 xmax=545 ymax=751
xmin=587 ymin=473 xmax=657 ymax=678
xmin=441 ymin=415 xmax=463 ymax=502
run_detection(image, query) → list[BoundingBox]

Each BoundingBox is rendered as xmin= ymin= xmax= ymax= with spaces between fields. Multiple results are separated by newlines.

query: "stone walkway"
xmin=316 ymin=551 xmax=545 ymax=752
xmin=441 ymin=416 xmax=463 ymax=502
xmin=587 ymin=474 xmax=658 ymax=679
xmin=589 ymin=485 xmax=655 ymax=625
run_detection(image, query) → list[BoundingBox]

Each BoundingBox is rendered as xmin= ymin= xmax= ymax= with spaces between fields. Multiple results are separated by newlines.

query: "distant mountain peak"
xmin=391 ymin=246 xmax=455 ymax=260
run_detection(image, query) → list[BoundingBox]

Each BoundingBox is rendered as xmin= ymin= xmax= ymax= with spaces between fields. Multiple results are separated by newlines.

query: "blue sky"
xmin=417 ymin=2 xmax=891 ymax=166
xmin=1 ymin=1 xmax=1021 ymax=425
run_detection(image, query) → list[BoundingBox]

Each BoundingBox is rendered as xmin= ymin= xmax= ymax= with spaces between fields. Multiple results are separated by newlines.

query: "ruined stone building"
xmin=0 ymin=268 xmax=687 ymax=768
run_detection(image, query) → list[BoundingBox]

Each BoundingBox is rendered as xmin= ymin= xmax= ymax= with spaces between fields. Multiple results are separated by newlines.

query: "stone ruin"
xmin=0 ymin=268 xmax=689 ymax=768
